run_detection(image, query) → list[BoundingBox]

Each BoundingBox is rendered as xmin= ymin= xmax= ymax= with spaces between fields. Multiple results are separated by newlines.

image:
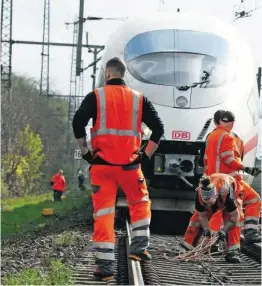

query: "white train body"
xmin=96 ymin=12 xmax=260 ymax=211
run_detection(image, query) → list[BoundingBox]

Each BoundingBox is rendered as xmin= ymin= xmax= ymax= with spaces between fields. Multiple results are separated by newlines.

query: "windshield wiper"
xmin=178 ymin=79 xmax=209 ymax=91
xmin=177 ymin=70 xmax=212 ymax=91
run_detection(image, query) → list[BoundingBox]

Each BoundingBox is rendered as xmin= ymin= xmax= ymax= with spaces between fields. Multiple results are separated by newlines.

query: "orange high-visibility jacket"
xmin=204 ymin=126 xmax=243 ymax=180
xmin=197 ymin=173 xmax=237 ymax=208
xmin=51 ymin=174 xmax=66 ymax=191
xmin=91 ymin=86 xmax=143 ymax=165
xmin=230 ymin=131 xmax=244 ymax=160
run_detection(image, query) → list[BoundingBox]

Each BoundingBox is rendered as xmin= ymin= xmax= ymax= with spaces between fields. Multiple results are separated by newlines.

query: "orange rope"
xmin=163 ymin=235 xmax=227 ymax=261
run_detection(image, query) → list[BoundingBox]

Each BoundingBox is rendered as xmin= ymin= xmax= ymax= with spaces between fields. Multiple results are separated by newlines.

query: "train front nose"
xmin=124 ymin=29 xmax=236 ymax=108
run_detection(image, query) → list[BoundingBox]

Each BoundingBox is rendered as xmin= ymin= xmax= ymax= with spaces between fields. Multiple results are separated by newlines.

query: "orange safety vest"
xmin=205 ymin=127 xmax=242 ymax=180
xmin=197 ymin=173 xmax=236 ymax=209
xmin=91 ymin=85 xmax=143 ymax=165
xmin=230 ymin=131 xmax=244 ymax=160
xmin=51 ymin=174 xmax=66 ymax=191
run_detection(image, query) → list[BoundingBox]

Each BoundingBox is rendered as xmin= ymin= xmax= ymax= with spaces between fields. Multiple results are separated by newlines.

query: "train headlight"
xmin=176 ymin=96 xmax=188 ymax=108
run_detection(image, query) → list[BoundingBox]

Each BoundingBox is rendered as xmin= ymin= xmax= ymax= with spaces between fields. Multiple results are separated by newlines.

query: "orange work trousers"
xmin=209 ymin=180 xmax=261 ymax=235
xmin=90 ymin=164 xmax=151 ymax=272
xmin=184 ymin=209 xmax=243 ymax=251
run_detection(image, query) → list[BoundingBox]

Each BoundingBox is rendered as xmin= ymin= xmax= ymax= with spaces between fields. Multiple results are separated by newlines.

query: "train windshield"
xmin=124 ymin=30 xmax=235 ymax=88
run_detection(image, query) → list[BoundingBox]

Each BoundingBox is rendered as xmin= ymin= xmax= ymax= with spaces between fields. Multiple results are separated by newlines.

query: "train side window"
xmin=247 ymin=89 xmax=260 ymax=125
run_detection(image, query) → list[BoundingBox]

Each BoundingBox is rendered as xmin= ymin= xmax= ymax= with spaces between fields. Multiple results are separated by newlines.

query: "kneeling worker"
xmin=184 ymin=173 xmax=243 ymax=263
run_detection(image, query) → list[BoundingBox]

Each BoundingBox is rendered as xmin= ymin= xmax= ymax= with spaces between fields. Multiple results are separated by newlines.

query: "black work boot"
xmin=129 ymin=250 xmax=152 ymax=261
xmin=93 ymin=269 xmax=114 ymax=281
xmin=244 ymin=233 xmax=261 ymax=244
xmin=225 ymin=251 xmax=241 ymax=263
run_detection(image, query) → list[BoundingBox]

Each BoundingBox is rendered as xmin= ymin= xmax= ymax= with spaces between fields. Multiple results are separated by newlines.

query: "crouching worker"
xmin=184 ymin=173 xmax=243 ymax=263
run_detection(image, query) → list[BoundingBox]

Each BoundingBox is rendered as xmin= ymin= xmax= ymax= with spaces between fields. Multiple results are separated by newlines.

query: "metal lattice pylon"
xmin=39 ymin=0 xmax=50 ymax=96
xmin=77 ymin=60 xmax=84 ymax=108
xmin=1 ymin=0 xmax=13 ymax=99
xmin=68 ymin=22 xmax=78 ymax=126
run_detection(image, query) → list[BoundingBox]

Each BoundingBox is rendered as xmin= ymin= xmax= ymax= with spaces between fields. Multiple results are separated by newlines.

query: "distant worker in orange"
xmin=50 ymin=170 xmax=66 ymax=201
xmin=72 ymin=57 xmax=164 ymax=281
xmin=184 ymin=173 xmax=243 ymax=263
xmin=204 ymin=110 xmax=261 ymax=243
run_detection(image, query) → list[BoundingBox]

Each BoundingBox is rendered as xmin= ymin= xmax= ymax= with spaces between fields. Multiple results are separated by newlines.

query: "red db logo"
xmin=172 ymin=131 xmax=191 ymax=141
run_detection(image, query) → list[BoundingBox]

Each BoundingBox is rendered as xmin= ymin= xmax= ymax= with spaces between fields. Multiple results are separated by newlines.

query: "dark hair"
xmin=213 ymin=110 xmax=225 ymax=125
xmin=105 ymin=57 xmax=126 ymax=77
xmin=200 ymin=176 xmax=212 ymax=188
xmin=221 ymin=110 xmax=235 ymax=123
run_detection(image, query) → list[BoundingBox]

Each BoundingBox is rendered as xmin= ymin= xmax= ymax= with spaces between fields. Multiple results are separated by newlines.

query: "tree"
xmin=1 ymin=74 xmax=76 ymax=197
xmin=2 ymin=125 xmax=45 ymax=197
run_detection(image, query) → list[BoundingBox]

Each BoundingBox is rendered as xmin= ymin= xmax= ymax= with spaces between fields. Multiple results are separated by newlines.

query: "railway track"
xmin=73 ymin=222 xmax=261 ymax=285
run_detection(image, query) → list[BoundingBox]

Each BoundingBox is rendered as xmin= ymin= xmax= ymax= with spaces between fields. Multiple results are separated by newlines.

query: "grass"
xmin=1 ymin=190 xmax=91 ymax=238
xmin=55 ymin=231 xmax=74 ymax=246
xmin=3 ymin=259 xmax=73 ymax=285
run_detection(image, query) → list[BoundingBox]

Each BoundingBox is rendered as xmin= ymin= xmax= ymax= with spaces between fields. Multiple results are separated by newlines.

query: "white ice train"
xmin=95 ymin=12 xmax=261 ymax=212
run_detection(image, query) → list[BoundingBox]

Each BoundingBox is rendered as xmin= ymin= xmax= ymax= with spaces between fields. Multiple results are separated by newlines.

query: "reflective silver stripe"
xmin=189 ymin=221 xmax=200 ymax=227
xmin=243 ymin=198 xmax=261 ymax=206
xmin=94 ymin=242 xmax=115 ymax=249
xmin=91 ymin=129 xmax=139 ymax=138
xmin=235 ymin=221 xmax=242 ymax=227
xmin=132 ymin=90 xmax=140 ymax=130
xmin=97 ymin=87 xmax=106 ymax=129
xmin=228 ymin=244 xmax=240 ymax=251
xmin=95 ymin=252 xmax=115 ymax=261
xmin=220 ymin=151 xmax=234 ymax=158
xmin=94 ymin=207 xmax=115 ymax=218
xmin=224 ymin=157 xmax=234 ymax=165
xmin=131 ymin=229 xmax=150 ymax=238
xmin=220 ymin=178 xmax=230 ymax=196
xmin=128 ymin=195 xmax=150 ymax=205
xmin=92 ymin=87 xmax=141 ymax=139
xmin=245 ymin=216 xmax=259 ymax=222
xmin=244 ymin=224 xmax=258 ymax=230
xmin=228 ymin=171 xmax=240 ymax=177
xmin=204 ymin=154 xmax=207 ymax=159
xmin=216 ymin=131 xmax=227 ymax=172
xmin=132 ymin=218 xmax=151 ymax=229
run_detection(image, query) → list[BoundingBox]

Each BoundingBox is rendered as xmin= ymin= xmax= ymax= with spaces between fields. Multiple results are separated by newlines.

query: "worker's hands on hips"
xmin=82 ymin=151 xmax=93 ymax=164
xmin=218 ymin=228 xmax=226 ymax=241
xmin=203 ymin=228 xmax=211 ymax=238
xmin=243 ymin=166 xmax=261 ymax=177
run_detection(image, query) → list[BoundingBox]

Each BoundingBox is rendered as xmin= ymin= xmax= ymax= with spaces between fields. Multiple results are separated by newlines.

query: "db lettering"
xmin=172 ymin=131 xmax=190 ymax=140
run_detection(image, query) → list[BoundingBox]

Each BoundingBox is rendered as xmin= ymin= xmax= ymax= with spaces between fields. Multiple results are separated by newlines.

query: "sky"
xmin=11 ymin=0 xmax=262 ymax=95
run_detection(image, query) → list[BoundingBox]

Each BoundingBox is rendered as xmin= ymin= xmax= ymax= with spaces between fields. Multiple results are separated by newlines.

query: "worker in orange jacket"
xmin=50 ymin=170 xmax=66 ymax=201
xmin=73 ymin=57 xmax=164 ymax=281
xmin=204 ymin=110 xmax=261 ymax=243
xmin=184 ymin=173 xmax=243 ymax=263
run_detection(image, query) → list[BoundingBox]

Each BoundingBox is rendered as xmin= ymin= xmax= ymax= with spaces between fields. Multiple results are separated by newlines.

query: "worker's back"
xmin=91 ymin=85 xmax=143 ymax=165
xmin=205 ymin=127 xmax=241 ymax=177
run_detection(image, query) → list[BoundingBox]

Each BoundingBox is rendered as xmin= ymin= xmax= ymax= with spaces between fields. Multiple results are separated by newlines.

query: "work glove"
xmin=202 ymin=228 xmax=211 ymax=238
xmin=82 ymin=151 xmax=93 ymax=164
xmin=218 ymin=228 xmax=226 ymax=242
xmin=243 ymin=166 xmax=261 ymax=177
xmin=138 ymin=152 xmax=150 ymax=163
